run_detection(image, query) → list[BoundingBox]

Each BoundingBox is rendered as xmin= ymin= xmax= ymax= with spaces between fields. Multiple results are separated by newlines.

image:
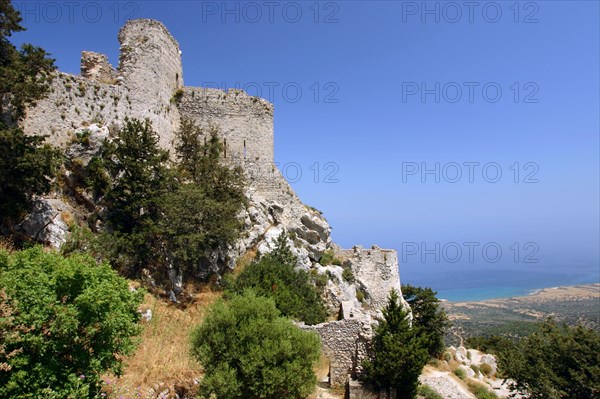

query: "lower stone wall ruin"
xmin=300 ymin=319 xmax=372 ymax=388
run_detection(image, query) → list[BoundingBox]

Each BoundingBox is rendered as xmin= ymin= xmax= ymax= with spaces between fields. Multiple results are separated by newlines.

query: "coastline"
xmin=443 ymin=282 xmax=599 ymax=304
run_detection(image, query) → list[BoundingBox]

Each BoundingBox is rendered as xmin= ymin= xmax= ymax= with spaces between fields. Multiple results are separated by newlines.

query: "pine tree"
xmin=402 ymin=284 xmax=451 ymax=357
xmin=361 ymin=289 xmax=429 ymax=399
xmin=0 ymin=0 xmax=61 ymax=227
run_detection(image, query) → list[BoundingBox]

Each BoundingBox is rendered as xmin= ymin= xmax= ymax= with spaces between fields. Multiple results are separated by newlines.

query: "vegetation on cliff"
xmin=66 ymin=117 xmax=247 ymax=284
xmin=227 ymin=233 xmax=328 ymax=325
xmin=0 ymin=0 xmax=61 ymax=227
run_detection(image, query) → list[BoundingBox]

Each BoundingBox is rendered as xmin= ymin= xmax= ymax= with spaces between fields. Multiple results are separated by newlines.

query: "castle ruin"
xmin=21 ymin=19 xmax=409 ymax=390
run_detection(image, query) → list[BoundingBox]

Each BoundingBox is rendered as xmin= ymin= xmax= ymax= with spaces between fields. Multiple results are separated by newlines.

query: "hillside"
xmin=444 ymin=283 xmax=600 ymax=342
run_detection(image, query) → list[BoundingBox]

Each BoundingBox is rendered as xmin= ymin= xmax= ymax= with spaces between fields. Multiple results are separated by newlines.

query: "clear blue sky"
xmin=11 ymin=1 xmax=600 ymax=294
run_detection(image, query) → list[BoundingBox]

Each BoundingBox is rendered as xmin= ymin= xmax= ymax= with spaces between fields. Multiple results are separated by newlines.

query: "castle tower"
xmin=118 ymin=19 xmax=183 ymax=149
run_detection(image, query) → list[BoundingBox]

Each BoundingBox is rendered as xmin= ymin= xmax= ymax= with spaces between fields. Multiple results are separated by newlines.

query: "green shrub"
xmin=443 ymin=351 xmax=453 ymax=362
xmin=356 ymin=289 xmax=366 ymax=303
xmin=0 ymin=128 xmax=62 ymax=223
xmin=454 ymin=368 xmax=466 ymax=380
xmin=171 ymin=88 xmax=184 ymax=103
xmin=319 ymin=249 xmax=335 ymax=266
xmin=229 ymin=234 xmax=327 ymax=325
xmin=0 ymin=247 xmax=143 ymax=398
xmin=417 ymin=385 xmax=444 ymax=399
xmin=342 ymin=266 xmax=355 ymax=283
xmin=74 ymin=128 xmax=91 ymax=146
xmin=191 ymin=290 xmax=320 ymax=399
xmin=466 ymin=381 xmax=498 ymax=399
xmin=470 ymin=364 xmax=481 ymax=374
xmin=311 ymin=269 xmax=329 ymax=290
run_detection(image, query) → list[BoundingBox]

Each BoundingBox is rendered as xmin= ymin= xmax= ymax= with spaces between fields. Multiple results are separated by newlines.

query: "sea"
xmin=400 ymin=264 xmax=600 ymax=302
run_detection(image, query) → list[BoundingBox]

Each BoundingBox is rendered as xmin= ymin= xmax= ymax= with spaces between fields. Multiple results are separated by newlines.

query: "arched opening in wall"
xmin=223 ymin=138 xmax=227 ymax=159
xmin=175 ymin=73 xmax=179 ymax=85
xmin=243 ymin=140 xmax=247 ymax=159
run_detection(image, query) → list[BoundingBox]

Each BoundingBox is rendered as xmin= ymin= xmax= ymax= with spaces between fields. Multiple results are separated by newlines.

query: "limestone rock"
xmin=66 ymin=123 xmax=109 ymax=163
xmin=19 ymin=198 xmax=74 ymax=248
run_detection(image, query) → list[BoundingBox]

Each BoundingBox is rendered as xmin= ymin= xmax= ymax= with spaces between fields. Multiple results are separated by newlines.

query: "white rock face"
xmin=19 ymin=198 xmax=74 ymax=248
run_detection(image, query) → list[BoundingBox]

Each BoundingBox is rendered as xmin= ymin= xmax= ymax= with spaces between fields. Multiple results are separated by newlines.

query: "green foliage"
xmin=101 ymin=118 xmax=171 ymax=234
xmin=402 ymin=284 xmax=450 ymax=357
xmin=319 ymin=249 xmax=335 ymax=265
xmin=190 ymin=290 xmax=320 ymax=399
xmin=319 ymin=249 xmax=343 ymax=267
xmin=443 ymin=351 xmax=452 ymax=362
xmin=229 ymin=234 xmax=327 ymax=325
xmin=0 ymin=0 xmax=56 ymax=124
xmin=465 ymin=380 xmax=498 ymax=399
xmin=155 ymin=120 xmax=246 ymax=277
xmin=171 ymin=88 xmax=184 ymax=104
xmin=361 ymin=289 xmax=429 ymax=399
xmin=453 ymin=368 xmax=466 ymax=380
xmin=464 ymin=334 xmax=519 ymax=355
xmin=342 ymin=266 xmax=355 ymax=283
xmin=84 ymin=118 xmax=173 ymax=275
xmin=0 ymin=1 xmax=60 ymax=227
xmin=0 ymin=128 xmax=62 ymax=222
xmin=84 ymin=156 xmax=110 ymax=199
xmin=495 ymin=319 xmax=600 ymax=399
xmin=417 ymin=385 xmax=444 ymax=399
xmin=356 ymin=288 xmax=365 ymax=303
xmin=0 ymin=247 xmax=143 ymax=398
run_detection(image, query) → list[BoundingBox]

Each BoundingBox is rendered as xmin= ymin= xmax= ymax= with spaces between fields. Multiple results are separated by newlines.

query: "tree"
xmin=1 ymin=0 xmax=56 ymax=124
xmin=361 ymin=289 xmax=429 ymax=399
xmin=0 ymin=129 xmax=62 ymax=222
xmin=190 ymin=290 xmax=321 ymax=399
xmin=90 ymin=118 xmax=172 ymax=275
xmin=496 ymin=319 xmax=600 ymax=399
xmin=0 ymin=0 xmax=61 ymax=227
xmin=229 ymin=233 xmax=327 ymax=325
xmin=0 ymin=246 xmax=143 ymax=398
xmin=154 ymin=119 xmax=246 ymax=279
xmin=402 ymin=284 xmax=450 ymax=357
xmin=102 ymin=118 xmax=171 ymax=233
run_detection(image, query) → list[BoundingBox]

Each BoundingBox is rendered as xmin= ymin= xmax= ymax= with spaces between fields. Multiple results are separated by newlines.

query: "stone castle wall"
xmin=300 ymin=319 xmax=372 ymax=388
xmin=21 ymin=73 xmax=130 ymax=147
xmin=341 ymin=246 xmax=404 ymax=310
xmin=22 ymin=19 xmax=184 ymax=151
xmin=117 ymin=19 xmax=183 ymax=150
xmin=177 ymin=87 xmax=274 ymax=164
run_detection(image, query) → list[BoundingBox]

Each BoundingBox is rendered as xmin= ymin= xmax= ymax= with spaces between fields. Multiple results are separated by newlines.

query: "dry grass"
xmin=232 ymin=248 xmax=257 ymax=277
xmin=102 ymin=289 xmax=222 ymax=398
xmin=0 ymin=236 xmax=15 ymax=252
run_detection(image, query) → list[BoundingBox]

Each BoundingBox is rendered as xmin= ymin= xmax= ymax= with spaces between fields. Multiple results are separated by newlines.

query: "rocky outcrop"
xmin=19 ymin=198 xmax=74 ymax=248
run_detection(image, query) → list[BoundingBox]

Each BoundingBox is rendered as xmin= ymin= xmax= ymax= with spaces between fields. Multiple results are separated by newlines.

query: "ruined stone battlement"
xmin=178 ymin=87 xmax=274 ymax=164
xmin=22 ymin=18 xmax=272 ymax=162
